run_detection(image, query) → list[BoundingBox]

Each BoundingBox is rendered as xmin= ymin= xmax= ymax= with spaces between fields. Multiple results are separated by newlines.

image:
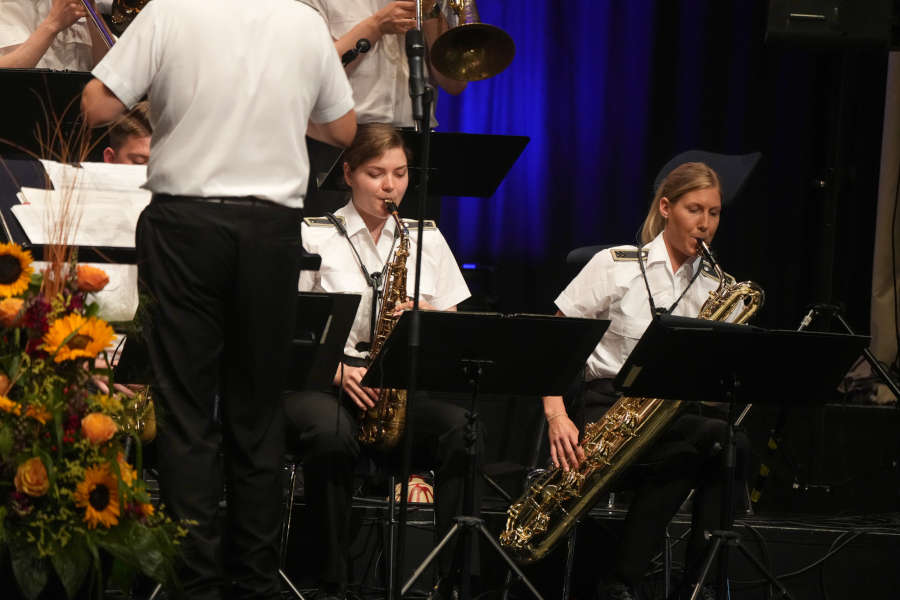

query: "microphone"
xmin=405 ymin=28 xmax=426 ymax=125
xmin=341 ymin=38 xmax=372 ymax=67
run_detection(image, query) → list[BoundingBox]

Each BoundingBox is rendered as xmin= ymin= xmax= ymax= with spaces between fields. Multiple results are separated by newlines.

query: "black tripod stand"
xmin=613 ymin=314 xmax=869 ymax=600
xmin=401 ymin=359 xmax=544 ymax=600
xmin=362 ymin=310 xmax=608 ymax=600
xmin=686 ymin=374 xmax=791 ymax=600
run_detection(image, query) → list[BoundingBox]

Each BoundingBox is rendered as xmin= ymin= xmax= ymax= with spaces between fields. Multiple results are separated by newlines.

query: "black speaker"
xmin=765 ymin=0 xmax=892 ymax=48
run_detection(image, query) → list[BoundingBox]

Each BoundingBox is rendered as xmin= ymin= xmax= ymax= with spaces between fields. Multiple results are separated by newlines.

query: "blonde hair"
xmin=639 ymin=161 xmax=721 ymax=244
xmin=107 ymin=101 xmax=152 ymax=150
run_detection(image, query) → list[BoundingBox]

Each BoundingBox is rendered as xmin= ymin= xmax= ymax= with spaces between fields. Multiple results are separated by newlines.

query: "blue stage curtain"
xmin=434 ymin=1 xmax=885 ymax=330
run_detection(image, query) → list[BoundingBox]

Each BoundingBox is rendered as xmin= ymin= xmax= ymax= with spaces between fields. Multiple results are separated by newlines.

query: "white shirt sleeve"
xmin=555 ymin=251 xmax=613 ymax=318
xmin=309 ymin=16 xmax=355 ymax=124
xmin=90 ymin=1 xmax=163 ymax=107
xmin=423 ymin=231 xmax=470 ymax=311
xmin=0 ymin=1 xmax=37 ymax=51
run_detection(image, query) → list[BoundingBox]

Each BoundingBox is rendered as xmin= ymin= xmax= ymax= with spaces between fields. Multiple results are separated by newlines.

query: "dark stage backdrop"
xmin=434 ymin=0 xmax=887 ymax=333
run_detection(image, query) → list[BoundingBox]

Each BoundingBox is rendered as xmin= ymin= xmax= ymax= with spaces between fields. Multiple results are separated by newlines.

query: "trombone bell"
xmin=430 ymin=1 xmax=515 ymax=82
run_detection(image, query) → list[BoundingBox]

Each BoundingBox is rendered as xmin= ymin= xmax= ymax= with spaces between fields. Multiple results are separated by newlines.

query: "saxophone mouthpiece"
xmin=696 ymin=239 xmax=714 ymax=263
xmin=385 ymin=201 xmax=399 ymax=214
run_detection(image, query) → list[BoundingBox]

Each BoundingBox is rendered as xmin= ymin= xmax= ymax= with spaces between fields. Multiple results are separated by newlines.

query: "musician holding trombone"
xmin=302 ymin=1 xmax=466 ymax=127
xmin=0 ymin=0 xmax=108 ymax=69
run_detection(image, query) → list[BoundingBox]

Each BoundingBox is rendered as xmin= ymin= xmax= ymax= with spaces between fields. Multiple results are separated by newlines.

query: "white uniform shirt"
xmin=555 ymin=233 xmax=721 ymax=382
xmin=91 ymin=0 xmax=354 ymax=207
xmin=300 ymin=200 xmax=470 ymax=359
xmin=0 ymin=0 xmax=93 ymax=70
xmin=302 ymin=0 xmax=437 ymax=128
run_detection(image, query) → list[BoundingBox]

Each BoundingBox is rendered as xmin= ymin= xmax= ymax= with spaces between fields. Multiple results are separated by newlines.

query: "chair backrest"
xmin=653 ymin=150 xmax=762 ymax=206
xmin=565 ymin=244 xmax=616 ymax=274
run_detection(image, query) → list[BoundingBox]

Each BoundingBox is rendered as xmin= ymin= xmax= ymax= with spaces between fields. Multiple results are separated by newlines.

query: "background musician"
xmin=80 ymin=0 xmax=356 ymax=597
xmin=284 ymin=123 xmax=479 ymax=600
xmin=543 ymin=162 xmax=751 ymax=600
xmin=302 ymin=1 xmax=466 ymax=127
xmin=102 ymin=100 xmax=150 ymax=165
xmin=0 ymin=0 xmax=108 ymax=69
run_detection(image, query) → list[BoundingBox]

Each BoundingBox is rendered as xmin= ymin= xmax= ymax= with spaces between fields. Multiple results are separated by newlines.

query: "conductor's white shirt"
xmin=91 ymin=0 xmax=354 ymax=207
xmin=300 ymin=200 xmax=470 ymax=360
xmin=555 ymin=233 xmax=722 ymax=382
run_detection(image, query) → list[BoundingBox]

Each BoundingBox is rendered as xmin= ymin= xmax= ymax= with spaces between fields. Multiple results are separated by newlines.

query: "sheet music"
xmin=39 ymin=159 xmax=148 ymax=193
xmin=13 ymin=187 xmax=149 ymax=248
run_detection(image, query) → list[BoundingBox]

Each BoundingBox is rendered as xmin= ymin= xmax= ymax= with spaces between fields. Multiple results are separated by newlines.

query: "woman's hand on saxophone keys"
xmin=392 ymin=299 xmax=438 ymax=314
xmin=548 ymin=412 xmax=584 ymax=472
xmin=334 ymin=364 xmax=379 ymax=410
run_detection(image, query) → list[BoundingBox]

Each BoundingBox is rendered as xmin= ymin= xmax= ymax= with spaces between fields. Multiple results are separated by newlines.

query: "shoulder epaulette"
xmin=610 ymin=248 xmax=649 ymax=262
xmin=401 ymin=218 xmax=437 ymax=231
xmin=304 ymin=216 xmax=345 ymax=228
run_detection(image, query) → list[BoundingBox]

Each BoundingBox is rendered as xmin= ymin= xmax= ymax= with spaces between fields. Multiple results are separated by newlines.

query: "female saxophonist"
xmin=284 ymin=123 xmax=479 ymax=600
xmin=544 ymin=162 xmax=751 ymax=600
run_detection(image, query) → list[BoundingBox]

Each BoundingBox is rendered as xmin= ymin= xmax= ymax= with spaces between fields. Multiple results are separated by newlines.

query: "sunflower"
xmin=0 ymin=394 xmax=21 ymax=416
xmin=42 ymin=314 xmax=115 ymax=363
xmin=0 ymin=243 xmax=33 ymax=297
xmin=23 ymin=404 xmax=51 ymax=424
xmin=73 ymin=464 xmax=120 ymax=529
xmin=116 ymin=452 xmax=137 ymax=487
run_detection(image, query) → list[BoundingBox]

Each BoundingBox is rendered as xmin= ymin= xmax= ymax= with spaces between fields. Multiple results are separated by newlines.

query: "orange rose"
xmin=0 ymin=297 xmax=24 ymax=327
xmin=81 ymin=412 xmax=117 ymax=444
xmin=76 ymin=265 xmax=109 ymax=292
xmin=14 ymin=457 xmax=49 ymax=497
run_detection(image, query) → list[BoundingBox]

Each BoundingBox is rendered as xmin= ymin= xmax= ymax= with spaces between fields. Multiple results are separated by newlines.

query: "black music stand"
xmin=284 ymin=292 xmax=361 ymax=391
xmin=363 ymin=311 xmax=610 ymax=600
xmin=319 ymin=131 xmax=529 ymax=200
xmin=613 ymin=314 xmax=869 ymax=600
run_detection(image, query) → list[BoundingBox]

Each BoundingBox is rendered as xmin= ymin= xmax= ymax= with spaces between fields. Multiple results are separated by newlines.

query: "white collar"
xmin=338 ymin=200 xmax=397 ymax=241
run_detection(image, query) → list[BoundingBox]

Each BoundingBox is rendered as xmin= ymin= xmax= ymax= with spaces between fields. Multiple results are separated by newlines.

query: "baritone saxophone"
xmin=499 ymin=241 xmax=764 ymax=563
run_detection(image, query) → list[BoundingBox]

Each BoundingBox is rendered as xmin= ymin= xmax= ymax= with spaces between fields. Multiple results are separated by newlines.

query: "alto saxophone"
xmin=357 ymin=202 xmax=410 ymax=450
xmin=499 ymin=241 xmax=765 ymax=563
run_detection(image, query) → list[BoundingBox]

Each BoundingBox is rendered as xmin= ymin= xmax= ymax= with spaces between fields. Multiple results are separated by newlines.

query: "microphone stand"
xmin=392 ymin=6 xmax=433 ymax=599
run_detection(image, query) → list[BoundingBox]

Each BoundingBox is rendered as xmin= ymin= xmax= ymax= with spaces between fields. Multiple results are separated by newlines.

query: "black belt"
xmin=152 ymin=193 xmax=289 ymax=209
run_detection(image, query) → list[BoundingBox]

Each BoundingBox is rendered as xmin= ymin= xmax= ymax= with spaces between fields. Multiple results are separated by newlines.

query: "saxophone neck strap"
xmin=637 ymin=242 xmax=702 ymax=319
xmin=325 ymin=211 xmax=396 ymax=353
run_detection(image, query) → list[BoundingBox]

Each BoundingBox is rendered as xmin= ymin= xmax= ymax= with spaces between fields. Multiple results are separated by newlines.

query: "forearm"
xmin=334 ymin=17 xmax=382 ymax=69
xmin=542 ymin=395 xmax=567 ymax=420
xmin=0 ymin=23 xmax=59 ymax=69
xmin=81 ymin=78 xmax=126 ymax=127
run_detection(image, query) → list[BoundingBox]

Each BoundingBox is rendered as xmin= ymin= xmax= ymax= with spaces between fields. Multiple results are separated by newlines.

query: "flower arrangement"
xmin=0 ymin=242 xmax=184 ymax=599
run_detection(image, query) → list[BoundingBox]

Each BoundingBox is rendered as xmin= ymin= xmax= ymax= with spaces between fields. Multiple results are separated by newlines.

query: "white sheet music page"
xmin=10 ymin=161 xmax=150 ymax=322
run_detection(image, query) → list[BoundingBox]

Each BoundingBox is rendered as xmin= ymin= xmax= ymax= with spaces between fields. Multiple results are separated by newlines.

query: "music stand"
xmin=613 ymin=314 xmax=870 ymax=600
xmin=284 ymin=292 xmax=361 ymax=391
xmin=363 ymin=310 xmax=610 ymax=600
xmin=317 ymin=131 xmax=529 ymax=201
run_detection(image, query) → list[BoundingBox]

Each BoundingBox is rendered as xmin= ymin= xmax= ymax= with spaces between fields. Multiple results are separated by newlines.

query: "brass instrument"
xmin=499 ymin=242 xmax=764 ymax=564
xmin=110 ymin=0 xmax=152 ymax=36
xmin=81 ymin=0 xmax=151 ymax=47
xmin=357 ymin=203 xmax=410 ymax=450
xmin=429 ymin=0 xmax=515 ymax=81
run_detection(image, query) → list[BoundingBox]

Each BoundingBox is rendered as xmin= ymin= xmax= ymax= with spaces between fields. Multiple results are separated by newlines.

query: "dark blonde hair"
xmin=107 ymin=101 xmax=152 ymax=151
xmin=639 ymin=161 xmax=721 ymax=244
xmin=342 ymin=123 xmax=412 ymax=172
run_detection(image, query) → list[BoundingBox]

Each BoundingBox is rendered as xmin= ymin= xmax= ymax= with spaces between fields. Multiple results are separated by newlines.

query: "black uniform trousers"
xmin=576 ymin=379 xmax=750 ymax=589
xmin=284 ymin=384 xmax=484 ymax=593
xmin=136 ymin=196 xmax=303 ymax=600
